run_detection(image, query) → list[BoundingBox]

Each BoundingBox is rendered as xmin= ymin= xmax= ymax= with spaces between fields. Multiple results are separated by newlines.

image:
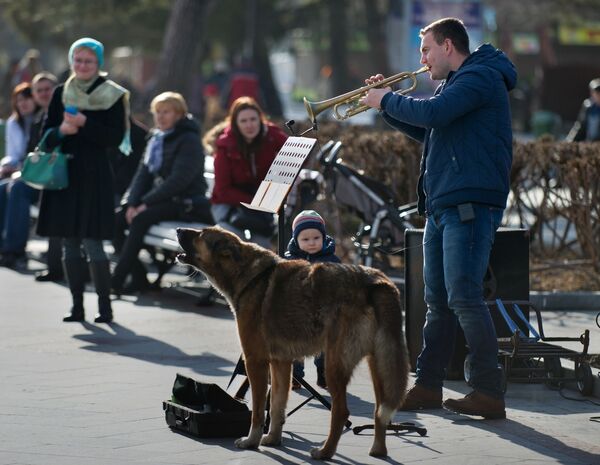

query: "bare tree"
xmin=150 ymin=0 xmax=216 ymax=101
xmin=252 ymin=0 xmax=283 ymax=117
xmin=328 ymin=0 xmax=350 ymax=96
xmin=363 ymin=0 xmax=390 ymax=77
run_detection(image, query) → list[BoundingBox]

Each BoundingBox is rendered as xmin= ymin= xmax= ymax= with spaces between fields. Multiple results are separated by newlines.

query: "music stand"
xmin=227 ymin=134 xmax=351 ymax=429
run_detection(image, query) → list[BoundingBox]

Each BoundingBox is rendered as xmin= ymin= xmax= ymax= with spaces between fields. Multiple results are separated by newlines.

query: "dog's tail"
xmin=368 ymin=281 xmax=410 ymax=417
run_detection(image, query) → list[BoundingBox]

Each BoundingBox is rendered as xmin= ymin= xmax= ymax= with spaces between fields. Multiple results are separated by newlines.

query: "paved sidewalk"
xmin=1 ymin=267 xmax=599 ymax=465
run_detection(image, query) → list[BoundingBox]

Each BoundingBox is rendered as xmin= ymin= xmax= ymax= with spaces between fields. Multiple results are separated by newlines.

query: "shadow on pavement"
xmin=72 ymin=321 xmax=235 ymax=376
xmin=448 ymin=415 xmax=599 ymax=463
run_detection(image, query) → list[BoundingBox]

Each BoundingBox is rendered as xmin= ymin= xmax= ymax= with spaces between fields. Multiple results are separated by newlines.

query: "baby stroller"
xmin=315 ymin=140 xmax=419 ymax=284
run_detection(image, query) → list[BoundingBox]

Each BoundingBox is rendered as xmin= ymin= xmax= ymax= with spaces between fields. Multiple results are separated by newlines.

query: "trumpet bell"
xmin=303 ymin=97 xmax=319 ymax=122
xmin=303 ymin=66 xmax=429 ymax=122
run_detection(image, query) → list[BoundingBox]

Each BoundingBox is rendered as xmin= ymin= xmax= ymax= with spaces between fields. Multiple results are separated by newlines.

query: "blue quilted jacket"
xmin=380 ymin=43 xmax=517 ymax=215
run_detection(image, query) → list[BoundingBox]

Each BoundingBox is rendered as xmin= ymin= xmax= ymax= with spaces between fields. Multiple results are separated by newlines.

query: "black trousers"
xmin=112 ymin=201 xmax=182 ymax=285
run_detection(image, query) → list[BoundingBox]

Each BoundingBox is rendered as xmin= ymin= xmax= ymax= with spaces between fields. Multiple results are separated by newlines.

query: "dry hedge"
xmin=309 ymin=124 xmax=600 ymax=274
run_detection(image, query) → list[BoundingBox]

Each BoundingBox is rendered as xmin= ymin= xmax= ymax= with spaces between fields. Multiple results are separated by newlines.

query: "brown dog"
xmin=177 ymin=226 xmax=409 ymax=460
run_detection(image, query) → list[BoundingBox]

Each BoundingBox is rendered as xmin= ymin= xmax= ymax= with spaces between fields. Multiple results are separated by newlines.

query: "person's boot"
xmin=398 ymin=383 xmax=443 ymax=411
xmin=127 ymin=259 xmax=151 ymax=292
xmin=316 ymin=366 xmax=327 ymax=389
xmin=35 ymin=237 xmax=65 ymax=282
xmin=34 ymin=270 xmax=64 ymax=282
xmin=62 ymin=258 xmax=87 ymax=322
xmin=442 ymin=391 xmax=506 ymax=419
xmin=292 ymin=360 xmax=305 ymax=390
xmin=89 ymin=260 xmax=113 ymax=323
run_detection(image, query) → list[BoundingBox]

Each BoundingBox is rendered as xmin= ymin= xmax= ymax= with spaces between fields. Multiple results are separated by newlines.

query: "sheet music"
xmin=242 ymin=137 xmax=317 ymax=213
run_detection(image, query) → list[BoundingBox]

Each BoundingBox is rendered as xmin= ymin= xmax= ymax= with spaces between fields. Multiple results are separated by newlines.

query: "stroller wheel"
xmin=576 ymin=363 xmax=594 ymax=396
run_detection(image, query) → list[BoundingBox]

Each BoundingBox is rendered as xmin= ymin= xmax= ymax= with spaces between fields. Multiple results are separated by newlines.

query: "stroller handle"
xmin=317 ymin=140 xmax=343 ymax=167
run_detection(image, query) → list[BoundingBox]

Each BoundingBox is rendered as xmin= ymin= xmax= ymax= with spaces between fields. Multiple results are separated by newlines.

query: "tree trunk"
xmin=253 ymin=0 xmax=283 ymax=118
xmin=149 ymin=0 xmax=215 ymax=103
xmin=363 ymin=0 xmax=390 ymax=77
xmin=328 ymin=0 xmax=349 ymax=96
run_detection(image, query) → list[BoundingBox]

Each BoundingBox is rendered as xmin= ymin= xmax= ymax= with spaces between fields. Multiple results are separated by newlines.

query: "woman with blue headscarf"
xmin=36 ymin=37 xmax=131 ymax=324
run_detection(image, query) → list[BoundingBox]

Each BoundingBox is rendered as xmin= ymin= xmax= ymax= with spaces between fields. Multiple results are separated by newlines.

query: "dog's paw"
xmin=234 ymin=436 xmax=260 ymax=449
xmin=310 ymin=446 xmax=333 ymax=460
xmin=369 ymin=444 xmax=388 ymax=457
xmin=260 ymin=433 xmax=282 ymax=447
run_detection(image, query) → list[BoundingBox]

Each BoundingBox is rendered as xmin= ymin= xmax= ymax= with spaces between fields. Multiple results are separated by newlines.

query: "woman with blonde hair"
xmin=110 ymin=91 xmax=211 ymax=295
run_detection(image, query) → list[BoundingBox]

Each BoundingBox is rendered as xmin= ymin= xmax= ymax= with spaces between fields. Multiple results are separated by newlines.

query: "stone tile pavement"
xmin=1 ymin=266 xmax=599 ymax=465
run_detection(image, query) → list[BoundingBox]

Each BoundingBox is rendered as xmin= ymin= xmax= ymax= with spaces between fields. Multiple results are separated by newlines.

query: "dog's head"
xmin=177 ymin=226 xmax=243 ymax=275
xmin=177 ymin=226 xmax=279 ymax=300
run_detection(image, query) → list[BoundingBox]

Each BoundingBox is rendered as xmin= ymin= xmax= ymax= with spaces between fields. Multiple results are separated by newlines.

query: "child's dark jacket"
xmin=284 ymin=235 xmax=341 ymax=263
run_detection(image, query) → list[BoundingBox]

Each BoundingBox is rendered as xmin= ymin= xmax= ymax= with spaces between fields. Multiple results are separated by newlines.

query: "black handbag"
xmin=228 ymin=205 xmax=275 ymax=236
xmin=21 ymin=130 xmax=69 ymax=190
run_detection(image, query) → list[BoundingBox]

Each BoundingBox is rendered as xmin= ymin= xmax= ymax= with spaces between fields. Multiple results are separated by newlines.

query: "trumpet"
xmin=304 ymin=66 xmax=429 ymax=121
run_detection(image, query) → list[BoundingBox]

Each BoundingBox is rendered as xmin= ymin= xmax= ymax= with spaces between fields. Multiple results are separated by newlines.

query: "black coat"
xmin=125 ymin=115 xmax=207 ymax=207
xmin=26 ymin=108 xmax=47 ymax=153
xmin=108 ymin=118 xmax=148 ymax=198
xmin=36 ymin=78 xmax=126 ymax=239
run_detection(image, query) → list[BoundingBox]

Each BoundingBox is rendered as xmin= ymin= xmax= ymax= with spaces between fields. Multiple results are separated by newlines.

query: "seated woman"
xmin=0 ymin=82 xmax=38 ymax=268
xmin=210 ymin=96 xmax=288 ymax=248
xmin=111 ymin=91 xmax=212 ymax=294
xmin=194 ymin=97 xmax=287 ymax=306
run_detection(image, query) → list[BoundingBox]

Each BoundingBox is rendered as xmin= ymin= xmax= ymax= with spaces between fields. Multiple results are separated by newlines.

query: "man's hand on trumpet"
xmin=359 ymin=74 xmax=392 ymax=110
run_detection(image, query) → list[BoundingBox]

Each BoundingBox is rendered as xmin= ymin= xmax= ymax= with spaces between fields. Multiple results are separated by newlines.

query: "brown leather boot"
xmin=443 ymin=391 xmax=506 ymax=419
xmin=399 ymin=384 xmax=443 ymax=410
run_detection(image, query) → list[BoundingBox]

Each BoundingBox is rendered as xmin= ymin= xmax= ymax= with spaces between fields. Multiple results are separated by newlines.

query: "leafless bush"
xmin=308 ymin=124 xmax=600 ymax=280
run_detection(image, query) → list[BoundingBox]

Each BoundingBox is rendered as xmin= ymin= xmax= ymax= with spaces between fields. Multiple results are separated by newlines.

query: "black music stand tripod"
xmin=227 ymin=129 xmax=351 ymax=429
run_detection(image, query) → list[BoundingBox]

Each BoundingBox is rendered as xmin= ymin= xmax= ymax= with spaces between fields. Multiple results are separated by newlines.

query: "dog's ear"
xmin=212 ymin=238 xmax=242 ymax=262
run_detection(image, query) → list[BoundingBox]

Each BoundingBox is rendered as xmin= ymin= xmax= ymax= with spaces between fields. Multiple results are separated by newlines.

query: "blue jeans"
xmin=416 ymin=204 xmax=504 ymax=398
xmin=0 ymin=179 xmax=38 ymax=254
xmin=293 ymin=353 xmax=325 ymax=379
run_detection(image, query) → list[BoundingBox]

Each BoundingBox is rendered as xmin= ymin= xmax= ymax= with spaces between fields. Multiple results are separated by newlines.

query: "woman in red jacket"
xmin=211 ymin=96 xmax=288 ymax=248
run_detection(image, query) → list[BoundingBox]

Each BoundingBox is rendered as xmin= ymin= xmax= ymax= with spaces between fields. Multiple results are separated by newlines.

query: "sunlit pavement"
xmin=1 ymin=262 xmax=599 ymax=465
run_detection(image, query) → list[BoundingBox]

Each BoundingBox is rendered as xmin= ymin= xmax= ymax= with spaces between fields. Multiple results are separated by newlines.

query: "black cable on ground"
xmin=546 ymin=382 xmax=600 ymax=422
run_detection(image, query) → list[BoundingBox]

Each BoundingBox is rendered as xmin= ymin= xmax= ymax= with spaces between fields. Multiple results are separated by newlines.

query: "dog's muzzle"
xmin=176 ymin=228 xmax=199 ymax=265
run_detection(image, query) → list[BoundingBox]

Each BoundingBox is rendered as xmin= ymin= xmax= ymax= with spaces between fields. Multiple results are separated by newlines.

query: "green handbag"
xmin=21 ymin=130 xmax=69 ymax=190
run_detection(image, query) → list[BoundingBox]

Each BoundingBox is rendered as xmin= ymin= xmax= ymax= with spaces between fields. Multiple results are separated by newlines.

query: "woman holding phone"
xmin=36 ymin=37 xmax=131 ymax=324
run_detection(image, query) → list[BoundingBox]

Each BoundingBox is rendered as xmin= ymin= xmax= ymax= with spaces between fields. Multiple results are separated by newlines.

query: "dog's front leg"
xmin=234 ymin=358 xmax=269 ymax=450
xmin=260 ymin=359 xmax=291 ymax=446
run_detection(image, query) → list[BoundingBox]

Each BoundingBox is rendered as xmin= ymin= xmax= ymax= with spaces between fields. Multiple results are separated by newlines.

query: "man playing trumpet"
xmin=361 ymin=17 xmax=517 ymax=419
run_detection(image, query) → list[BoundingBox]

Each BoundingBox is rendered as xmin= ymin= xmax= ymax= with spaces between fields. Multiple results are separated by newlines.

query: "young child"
xmin=285 ymin=210 xmax=341 ymax=389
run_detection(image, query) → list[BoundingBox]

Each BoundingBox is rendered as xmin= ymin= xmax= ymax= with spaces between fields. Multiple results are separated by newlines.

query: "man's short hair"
xmin=420 ymin=17 xmax=470 ymax=56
